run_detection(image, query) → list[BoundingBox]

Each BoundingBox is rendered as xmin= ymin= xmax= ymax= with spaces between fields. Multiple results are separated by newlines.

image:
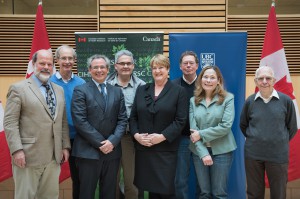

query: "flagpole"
xmin=271 ymin=0 xmax=275 ymax=7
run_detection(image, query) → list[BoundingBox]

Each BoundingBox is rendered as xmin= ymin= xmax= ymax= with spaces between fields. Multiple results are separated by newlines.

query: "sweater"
xmin=172 ymin=77 xmax=196 ymax=136
xmin=240 ymin=91 xmax=297 ymax=163
xmin=50 ymin=73 xmax=85 ymax=139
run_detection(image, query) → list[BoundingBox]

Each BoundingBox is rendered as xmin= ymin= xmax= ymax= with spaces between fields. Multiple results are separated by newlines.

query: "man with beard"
xmin=4 ymin=49 xmax=71 ymax=199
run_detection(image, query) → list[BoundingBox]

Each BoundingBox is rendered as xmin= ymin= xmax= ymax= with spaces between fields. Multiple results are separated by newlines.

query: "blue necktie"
xmin=99 ymin=84 xmax=107 ymax=110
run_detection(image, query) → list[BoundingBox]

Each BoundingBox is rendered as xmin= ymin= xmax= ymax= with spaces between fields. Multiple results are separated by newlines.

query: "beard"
xmin=34 ymin=67 xmax=51 ymax=83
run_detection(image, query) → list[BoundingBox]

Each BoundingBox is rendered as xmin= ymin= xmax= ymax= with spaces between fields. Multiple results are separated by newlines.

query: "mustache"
xmin=40 ymin=69 xmax=51 ymax=74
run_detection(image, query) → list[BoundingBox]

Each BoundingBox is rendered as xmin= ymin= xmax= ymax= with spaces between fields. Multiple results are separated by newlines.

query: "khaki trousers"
xmin=13 ymin=160 xmax=60 ymax=199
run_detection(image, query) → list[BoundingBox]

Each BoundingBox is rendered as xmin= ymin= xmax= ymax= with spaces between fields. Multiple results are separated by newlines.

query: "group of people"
xmin=3 ymin=46 xmax=298 ymax=199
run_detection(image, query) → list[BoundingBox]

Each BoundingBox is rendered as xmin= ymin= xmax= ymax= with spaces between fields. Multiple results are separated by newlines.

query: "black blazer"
xmin=129 ymin=80 xmax=188 ymax=151
xmin=71 ymin=81 xmax=127 ymax=160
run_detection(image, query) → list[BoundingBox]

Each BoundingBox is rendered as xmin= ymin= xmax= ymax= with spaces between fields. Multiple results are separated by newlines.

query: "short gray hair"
xmin=87 ymin=54 xmax=110 ymax=69
xmin=255 ymin=65 xmax=275 ymax=78
xmin=55 ymin=45 xmax=77 ymax=59
xmin=115 ymin=50 xmax=134 ymax=64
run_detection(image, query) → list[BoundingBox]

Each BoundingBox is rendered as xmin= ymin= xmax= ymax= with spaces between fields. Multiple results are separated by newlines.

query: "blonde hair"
xmin=194 ymin=66 xmax=227 ymax=105
xmin=150 ymin=54 xmax=170 ymax=70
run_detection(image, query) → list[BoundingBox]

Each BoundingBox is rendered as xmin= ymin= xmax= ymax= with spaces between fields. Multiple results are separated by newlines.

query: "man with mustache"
xmin=4 ymin=49 xmax=71 ymax=199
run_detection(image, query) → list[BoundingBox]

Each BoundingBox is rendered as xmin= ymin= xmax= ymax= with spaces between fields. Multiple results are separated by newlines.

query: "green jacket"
xmin=189 ymin=93 xmax=237 ymax=158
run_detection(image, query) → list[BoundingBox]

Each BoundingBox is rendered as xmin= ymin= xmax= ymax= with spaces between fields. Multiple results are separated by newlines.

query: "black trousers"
xmin=77 ymin=157 xmax=120 ymax=199
xmin=245 ymin=158 xmax=288 ymax=199
xmin=69 ymin=139 xmax=80 ymax=199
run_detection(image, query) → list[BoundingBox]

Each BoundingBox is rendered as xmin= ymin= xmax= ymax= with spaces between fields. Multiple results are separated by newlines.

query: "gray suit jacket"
xmin=4 ymin=77 xmax=70 ymax=166
xmin=71 ymin=80 xmax=127 ymax=160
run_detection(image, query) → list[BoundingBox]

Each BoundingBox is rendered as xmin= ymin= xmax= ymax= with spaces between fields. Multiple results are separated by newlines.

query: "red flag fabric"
xmin=26 ymin=2 xmax=52 ymax=78
xmin=260 ymin=4 xmax=300 ymax=183
xmin=0 ymin=100 xmax=12 ymax=182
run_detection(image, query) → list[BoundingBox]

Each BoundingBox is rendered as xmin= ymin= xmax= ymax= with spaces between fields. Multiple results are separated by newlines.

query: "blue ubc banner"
xmin=169 ymin=32 xmax=247 ymax=199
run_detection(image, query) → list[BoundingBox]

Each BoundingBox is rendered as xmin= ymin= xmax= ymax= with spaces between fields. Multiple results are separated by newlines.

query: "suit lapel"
xmin=106 ymin=84 xmax=115 ymax=113
xmin=27 ymin=77 xmax=53 ymax=118
xmin=155 ymin=80 xmax=171 ymax=101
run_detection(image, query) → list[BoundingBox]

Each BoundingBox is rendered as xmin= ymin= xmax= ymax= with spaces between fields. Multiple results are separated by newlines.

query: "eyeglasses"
xmin=256 ymin=76 xmax=273 ymax=82
xmin=91 ymin=65 xmax=107 ymax=70
xmin=182 ymin=61 xmax=196 ymax=66
xmin=59 ymin=57 xmax=74 ymax=62
xmin=117 ymin=62 xmax=133 ymax=66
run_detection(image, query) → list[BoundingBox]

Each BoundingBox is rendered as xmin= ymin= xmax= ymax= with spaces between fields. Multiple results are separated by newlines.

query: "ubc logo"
xmin=200 ymin=53 xmax=215 ymax=68
xmin=78 ymin=37 xmax=87 ymax=42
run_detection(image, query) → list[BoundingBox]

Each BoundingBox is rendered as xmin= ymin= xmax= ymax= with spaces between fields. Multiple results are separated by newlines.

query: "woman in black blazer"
xmin=130 ymin=54 xmax=188 ymax=198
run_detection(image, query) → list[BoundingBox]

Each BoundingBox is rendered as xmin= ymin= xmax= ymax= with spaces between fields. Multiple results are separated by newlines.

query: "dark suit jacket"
xmin=129 ymin=80 xmax=188 ymax=151
xmin=71 ymin=80 xmax=127 ymax=160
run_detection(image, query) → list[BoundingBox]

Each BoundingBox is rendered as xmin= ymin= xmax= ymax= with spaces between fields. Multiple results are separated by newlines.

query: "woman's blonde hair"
xmin=194 ymin=65 xmax=227 ymax=105
xmin=150 ymin=54 xmax=170 ymax=70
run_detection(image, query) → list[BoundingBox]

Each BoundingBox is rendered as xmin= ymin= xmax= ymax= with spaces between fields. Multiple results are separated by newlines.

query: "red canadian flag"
xmin=0 ymin=100 xmax=12 ymax=182
xmin=0 ymin=2 xmax=70 ymax=183
xmin=260 ymin=3 xmax=300 ymax=183
xmin=26 ymin=1 xmax=52 ymax=78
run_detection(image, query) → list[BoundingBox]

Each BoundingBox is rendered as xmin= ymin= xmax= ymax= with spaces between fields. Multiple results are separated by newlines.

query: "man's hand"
xmin=99 ymin=140 xmax=114 ymax=154
xmin=61 ymin=149 xmax=70 ymax=164
xmin=13 ymin=150 xmax=26 ymax=168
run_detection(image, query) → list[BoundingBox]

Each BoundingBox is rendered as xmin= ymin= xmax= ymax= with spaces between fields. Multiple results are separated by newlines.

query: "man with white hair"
xmin=240 ymin=65 xmax=297 ymax=199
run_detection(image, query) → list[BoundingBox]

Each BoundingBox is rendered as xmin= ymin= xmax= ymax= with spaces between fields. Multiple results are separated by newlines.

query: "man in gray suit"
xmin=4 ymin=49 xmax=71 ymax=199
xmin=71 ymin=54 xmax=127 ymax=199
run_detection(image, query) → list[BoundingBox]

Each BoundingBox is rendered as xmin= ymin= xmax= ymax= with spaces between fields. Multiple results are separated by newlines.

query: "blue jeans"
xmin=175 ymin=136 xmax=200 ymax=199
xmin=193 ymin=148 xmax=233 ymax=199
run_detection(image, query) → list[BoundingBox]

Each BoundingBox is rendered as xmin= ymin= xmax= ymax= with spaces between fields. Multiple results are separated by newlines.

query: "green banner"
xmin=75 ymin=32 xmax=164 ymax=83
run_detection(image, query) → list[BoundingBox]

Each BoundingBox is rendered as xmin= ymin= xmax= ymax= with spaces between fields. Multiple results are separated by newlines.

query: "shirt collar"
xmin=32 ymin=74 xmax=50 ymax=87
xmin=111 ymin=74 xmax=134 ymax=88
xmin=92 ymin=79 xmax=107 ymax=87
xmin=182 ymin=75 xmax=197 ymax=85
xmin=255 ymin=89 xmax=279 ymax=101
xmin=55 ymin=72 xmax=74 ymax=81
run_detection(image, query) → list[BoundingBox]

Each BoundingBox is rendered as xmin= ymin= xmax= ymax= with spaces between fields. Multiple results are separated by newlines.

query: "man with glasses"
xmin=172 ymin=51 xmax=200 ymax=199
xmin=71 ymin=54 xmax=127 ymax=199
xmin=107 ymin=50 xmax=145 ymax=199
xmin=240 ymin=65 xmax=297 ymax=199
xmin=50 ymin=45 xmax=85 ymax=199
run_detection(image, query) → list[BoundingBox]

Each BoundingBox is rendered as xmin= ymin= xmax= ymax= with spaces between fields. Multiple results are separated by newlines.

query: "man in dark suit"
xmin=71 ymin=54 xmax=127 ymax=199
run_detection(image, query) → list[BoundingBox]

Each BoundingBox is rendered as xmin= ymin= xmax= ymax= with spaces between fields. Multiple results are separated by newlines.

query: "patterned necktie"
xmin=43 ymin=84 xmax=56 ymax=118
xmin=99 ymin=83 xmax=107 ymax=110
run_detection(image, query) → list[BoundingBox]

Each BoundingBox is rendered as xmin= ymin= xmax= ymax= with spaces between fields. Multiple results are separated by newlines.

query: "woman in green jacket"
xmin=189 ymin=65 xmax=237 ymax=199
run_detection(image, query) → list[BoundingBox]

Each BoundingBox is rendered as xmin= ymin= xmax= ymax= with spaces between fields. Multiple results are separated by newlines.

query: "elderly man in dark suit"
xmin=4 ymin=49 xmax=70 ymax=199
xmin=71 ymin=54 xmax=127 ymax=199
